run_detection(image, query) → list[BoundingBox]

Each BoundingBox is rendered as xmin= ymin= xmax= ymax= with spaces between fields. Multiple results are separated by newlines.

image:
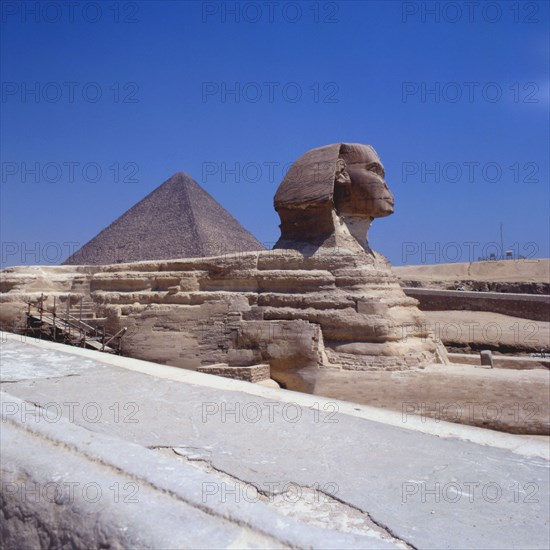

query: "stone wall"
xmin=404 ymin=288 xmax=550 ymax=322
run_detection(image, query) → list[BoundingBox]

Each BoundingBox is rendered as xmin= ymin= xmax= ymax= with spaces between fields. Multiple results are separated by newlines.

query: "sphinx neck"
xmin=343 ymin=215 xmax=372 ymax=248
xmin=274 ymin=207 xmax=377 ymax=258
xmin=331 ymin=211 xmax=375 ymax=255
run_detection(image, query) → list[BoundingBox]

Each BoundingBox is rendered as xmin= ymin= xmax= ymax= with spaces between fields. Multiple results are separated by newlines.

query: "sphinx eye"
xmin=368 ymin=163 xmax=385 ymax=177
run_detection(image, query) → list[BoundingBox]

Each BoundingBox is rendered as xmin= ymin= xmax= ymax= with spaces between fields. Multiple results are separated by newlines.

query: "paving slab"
xmin=1 ymin=334 xmax=549 ymax=549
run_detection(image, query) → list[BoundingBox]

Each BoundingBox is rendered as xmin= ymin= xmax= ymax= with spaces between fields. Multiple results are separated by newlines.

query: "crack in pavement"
xmin=150 ymin=445 xmax=414 ymax=549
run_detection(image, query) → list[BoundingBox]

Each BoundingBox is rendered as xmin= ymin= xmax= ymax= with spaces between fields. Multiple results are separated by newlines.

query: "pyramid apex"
xmin=167 ymin=171 xmax=194 ymax=183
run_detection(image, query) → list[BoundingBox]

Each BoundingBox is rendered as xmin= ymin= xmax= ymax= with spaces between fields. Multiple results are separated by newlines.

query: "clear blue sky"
xmin=1 ymin=0 xmax=548 ymax=267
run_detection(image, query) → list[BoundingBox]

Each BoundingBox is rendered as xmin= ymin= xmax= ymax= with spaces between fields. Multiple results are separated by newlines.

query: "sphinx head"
xmin=274 ymin=143 xmax=394 ymax=250
xmin=334 ymin=143 xmax=394 ymax=219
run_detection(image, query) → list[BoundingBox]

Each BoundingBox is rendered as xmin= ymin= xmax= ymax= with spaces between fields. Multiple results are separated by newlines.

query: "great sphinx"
xmin=0 ymin=143 xmax=447 ymax=391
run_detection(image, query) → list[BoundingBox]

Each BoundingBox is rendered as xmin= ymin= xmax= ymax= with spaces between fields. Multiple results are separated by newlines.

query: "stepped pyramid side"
xmin=64 ymin=172 xmax=264 ymax=265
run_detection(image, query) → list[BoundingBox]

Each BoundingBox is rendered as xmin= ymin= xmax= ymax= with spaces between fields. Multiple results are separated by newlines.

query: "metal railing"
xmin=25 ymin=294 xmax=126 ymax=353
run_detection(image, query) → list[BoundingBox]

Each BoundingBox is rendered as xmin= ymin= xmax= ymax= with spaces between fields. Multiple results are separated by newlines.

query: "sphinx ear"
xmin=335 ymin=158 xmax=350 ymax=185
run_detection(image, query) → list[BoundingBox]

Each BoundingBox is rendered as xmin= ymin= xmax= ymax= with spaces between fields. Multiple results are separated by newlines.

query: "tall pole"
xmin=66 ymin=296 xmax=70 ymax=338
xmin=53 ymin=296 xmax=56 ymax=341
xmin=500 ymin=223 xmax=504 ymax=260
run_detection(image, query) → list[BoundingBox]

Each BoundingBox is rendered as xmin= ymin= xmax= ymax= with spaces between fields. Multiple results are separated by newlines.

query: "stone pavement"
xmin=1 ymin=332 xmax=548 ymax=549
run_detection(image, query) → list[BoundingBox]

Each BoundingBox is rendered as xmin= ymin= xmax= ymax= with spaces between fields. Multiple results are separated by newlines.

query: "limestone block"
xmin=197 ymin=363 xmax=270 ymax=382
xmin=91 ymin=273 xmax=152 ymax=292
xmin=357 ymin=299 xmax=388 ymax=315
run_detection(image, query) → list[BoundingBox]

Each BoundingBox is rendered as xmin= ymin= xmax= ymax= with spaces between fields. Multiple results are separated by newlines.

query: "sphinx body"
xmin=0 ymin=144 xmax=447 ymax=391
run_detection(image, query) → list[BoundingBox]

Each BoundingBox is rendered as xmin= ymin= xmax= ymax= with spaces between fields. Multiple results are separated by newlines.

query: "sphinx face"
xmin=335 ymin=145 xmax=394 ymax=218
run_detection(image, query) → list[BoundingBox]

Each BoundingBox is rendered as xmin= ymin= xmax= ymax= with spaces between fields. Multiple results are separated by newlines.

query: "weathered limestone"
xmin=394 ymin=259 xmax=550 ymax=295
xmin=0 ymin=248 xmax=446 ymax=390
xmin=0 ymin=144 xmax=447 ymax=391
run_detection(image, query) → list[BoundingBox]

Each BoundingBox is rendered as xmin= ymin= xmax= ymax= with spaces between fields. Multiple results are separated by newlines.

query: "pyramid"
xmin=64 ymin=172 xmax=264 ymax=265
